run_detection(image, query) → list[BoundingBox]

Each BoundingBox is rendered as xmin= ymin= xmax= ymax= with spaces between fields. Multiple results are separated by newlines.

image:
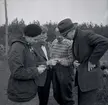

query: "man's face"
xmin=25 ymin=36 xmax=38 ymax=43
xmin=65 ymin=29 xmax=76 ymax=40
xmin=30 ymin=32 xmax=48 ymax=43
xmin=56 ymin=33 xmax=64 ymax=43
xmin=40 ymin=32 xmax=48 ymax=41
xmin=55 ymin=27 xmax=64 ymax=43
xmin=40 ymin=26 xmax=48 ymax=42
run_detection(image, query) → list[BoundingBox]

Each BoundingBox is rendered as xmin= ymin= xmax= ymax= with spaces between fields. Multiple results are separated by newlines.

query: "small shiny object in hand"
xmin=88 ymin=62 xmax=96 ymax=71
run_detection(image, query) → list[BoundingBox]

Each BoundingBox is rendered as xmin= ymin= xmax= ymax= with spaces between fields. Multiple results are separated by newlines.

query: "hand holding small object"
xmin=37 ymin=65 xmax=46 ymax=74
xmin=73 ymin=60 xmax=80 ymax=68
xmin=46 ymin=59 xmax=58 ymax=66
xmin=58 ymin=58 xmax=69 ymax=66
xmin=88 ymin=62 xmax=96 ymax=71
xmin=103 ymin=69 xmax=108 ymax=76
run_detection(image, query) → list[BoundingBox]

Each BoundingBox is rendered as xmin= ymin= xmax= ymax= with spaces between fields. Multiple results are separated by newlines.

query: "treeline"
xmin=0 ymin=18 xmax=108 ymax=46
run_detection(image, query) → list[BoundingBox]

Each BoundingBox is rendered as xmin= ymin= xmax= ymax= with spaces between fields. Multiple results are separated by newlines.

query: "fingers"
xmin=88 ymin=62 xmax=96 ymax=71
xmin=37 ymin=65 xmax=46 ymax=74
xmin=47 ymin=59 xmax=58 ymax=66
xmin=73 ymin=60 xmax=80 ymax=68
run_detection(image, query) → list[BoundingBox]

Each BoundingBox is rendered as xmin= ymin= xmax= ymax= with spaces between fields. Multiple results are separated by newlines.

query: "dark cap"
xmin=24 ymin=24 xmax=42 ymax=37
xmin=58 ymin=18 xmax=77 ymax=35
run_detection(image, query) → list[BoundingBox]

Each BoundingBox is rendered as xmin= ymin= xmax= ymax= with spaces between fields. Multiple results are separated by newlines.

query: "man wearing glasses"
xmin=57 ymin=18 xmax=108 ymax=105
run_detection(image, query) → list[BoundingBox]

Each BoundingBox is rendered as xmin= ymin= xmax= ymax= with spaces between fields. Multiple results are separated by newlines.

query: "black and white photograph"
xmin=0 ymin=0 xmax=108 ymax=105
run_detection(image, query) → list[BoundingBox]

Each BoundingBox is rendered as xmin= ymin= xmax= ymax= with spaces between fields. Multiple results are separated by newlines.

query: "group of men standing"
xmin=7 ymin=18 xmax=108 ymax=105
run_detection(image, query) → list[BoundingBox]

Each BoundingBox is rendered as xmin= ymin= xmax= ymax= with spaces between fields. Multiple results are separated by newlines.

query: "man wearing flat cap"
xmin=57 ymin=18 xmax=108 ymax=105
xmin=7 ymin=24 xmax=53 ymax=105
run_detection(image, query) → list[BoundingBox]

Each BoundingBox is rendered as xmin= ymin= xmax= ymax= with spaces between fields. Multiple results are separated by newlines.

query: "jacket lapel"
xmin=33 ymin=43 xmax=47 ymax=60
xmin=33 ymin=42 xmax=50 ymax=61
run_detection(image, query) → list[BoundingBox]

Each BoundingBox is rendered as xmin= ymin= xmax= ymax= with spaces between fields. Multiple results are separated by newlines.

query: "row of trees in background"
xmin=0 ymin=18 xmax=108 ymax=45
xmin=0 ymin=18 xmax=108 ymax=55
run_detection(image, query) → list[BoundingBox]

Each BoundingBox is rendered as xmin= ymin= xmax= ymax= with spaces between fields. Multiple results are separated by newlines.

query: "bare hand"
xmin=73 ymin=60 xmax=80 ymax=68
xmin=88 ymin=62 xmax=96 ymax=71
xmin=47 ymin=59 xmax=58 ymax=66
xmin=103 ymin=69 xmax=108 ymax=76
xmin=59 ymin=58 xmax=69 ymax=66
xmin=37 ymin=65 xmax=46 ymax=74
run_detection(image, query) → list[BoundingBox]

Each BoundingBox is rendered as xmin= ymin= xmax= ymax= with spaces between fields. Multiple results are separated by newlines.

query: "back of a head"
xmin=24 ymin=24 xmax=42 ymax=37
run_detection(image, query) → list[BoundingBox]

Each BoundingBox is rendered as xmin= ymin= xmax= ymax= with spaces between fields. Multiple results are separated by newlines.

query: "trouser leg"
xmin=38 ymin=70 xmax=52 ymax=105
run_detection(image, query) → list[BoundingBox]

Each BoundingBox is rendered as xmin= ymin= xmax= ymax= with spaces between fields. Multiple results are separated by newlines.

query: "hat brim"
xmin=61 ymin=23 xmax=78 ymax=36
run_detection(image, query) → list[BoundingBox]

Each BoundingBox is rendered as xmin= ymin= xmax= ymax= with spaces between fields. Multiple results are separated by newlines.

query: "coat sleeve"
xmin=8 ymin=42 xmax=39 ymax=80
xmin=86 ymin=31 xmax=108 ymax=64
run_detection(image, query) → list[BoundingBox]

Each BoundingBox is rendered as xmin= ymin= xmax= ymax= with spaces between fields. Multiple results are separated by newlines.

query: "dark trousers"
xmin=52 ymin=64 xmax=74 ymax=105
xmin=38 ymin=70 xmax=52 ymax=105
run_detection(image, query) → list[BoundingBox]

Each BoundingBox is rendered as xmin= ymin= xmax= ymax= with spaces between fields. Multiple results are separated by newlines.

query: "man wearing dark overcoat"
xmin=57 ymin=18 xmax=108 ymax=105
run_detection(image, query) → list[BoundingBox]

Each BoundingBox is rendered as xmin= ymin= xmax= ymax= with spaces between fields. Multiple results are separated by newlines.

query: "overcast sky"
xmin=0 ymin=0 xmax=108 ymax=25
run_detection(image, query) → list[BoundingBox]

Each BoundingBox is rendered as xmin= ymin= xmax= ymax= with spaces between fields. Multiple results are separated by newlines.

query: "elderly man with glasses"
xmin=57 ymin=18 xmax=108 ymax=105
